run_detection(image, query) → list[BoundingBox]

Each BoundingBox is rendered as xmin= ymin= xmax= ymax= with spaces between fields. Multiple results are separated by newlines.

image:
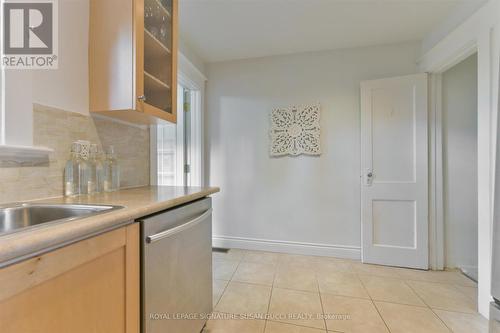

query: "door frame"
xmin=428 ymin=72 xmax=445 ymax=270
xmin=177 ymin=52 xmax=207 ymax=186
xmin=150 ymin=51 xmax=207 ymax=186
xmin=393 ymin=1 xmax=498 ymax=317
xmin=359 ymin=58 xmax=478 ymax=270
xmin=426 ymin=43 xmax=478 ymax=270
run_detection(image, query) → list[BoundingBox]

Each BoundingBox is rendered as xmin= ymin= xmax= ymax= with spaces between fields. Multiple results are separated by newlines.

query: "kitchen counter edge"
xmin=0 ymin=186 xmax=220 ymax=268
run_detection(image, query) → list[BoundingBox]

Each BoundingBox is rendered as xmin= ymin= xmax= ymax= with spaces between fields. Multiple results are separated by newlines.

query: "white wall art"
xmin=270 ymin=104 xmax=321 ymax=156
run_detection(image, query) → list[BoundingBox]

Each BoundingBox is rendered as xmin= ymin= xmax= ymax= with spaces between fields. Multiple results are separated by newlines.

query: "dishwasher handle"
xmin=145 ymin=208 xmax=212 ymax=244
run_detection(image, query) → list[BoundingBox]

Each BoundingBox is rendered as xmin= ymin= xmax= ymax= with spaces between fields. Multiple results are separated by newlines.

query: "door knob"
xmin=364 ymin=169 xmax=374 ymax=186
xmin=138 ymin=95 xmax=146 ymax=102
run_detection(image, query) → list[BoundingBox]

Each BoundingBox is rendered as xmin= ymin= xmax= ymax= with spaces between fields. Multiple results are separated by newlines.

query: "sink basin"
xmin=0 ymin=203 xmax=123 ymax=235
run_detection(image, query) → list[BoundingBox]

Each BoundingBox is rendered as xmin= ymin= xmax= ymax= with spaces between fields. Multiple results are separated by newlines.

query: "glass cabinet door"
xmin=143 ymin=0 xmax=174 ymax=115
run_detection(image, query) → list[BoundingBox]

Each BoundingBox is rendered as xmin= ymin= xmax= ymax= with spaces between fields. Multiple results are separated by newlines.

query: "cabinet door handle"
xmin=137 ymin=95 xmax=146 ymax=102
xmin=144 ymin=208 xmax=212 ymax=244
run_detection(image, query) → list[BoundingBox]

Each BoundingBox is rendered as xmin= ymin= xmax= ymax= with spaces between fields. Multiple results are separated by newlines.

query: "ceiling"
xmin=179 ymin=0 xmax=472 ymax=63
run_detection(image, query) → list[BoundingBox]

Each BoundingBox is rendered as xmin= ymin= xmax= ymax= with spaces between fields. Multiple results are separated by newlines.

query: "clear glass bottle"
xmin=64 ymin=143 xmax=79 ymax=196
xmin=87 ymin=144 xmax=98 ymax=194
xmin=93 ymin=145 xmax=105 ymax=193
xmin=104 ymin=146 xmax=120 ymax=192
xmin=77 ymin=141 xmax=91 ymax=195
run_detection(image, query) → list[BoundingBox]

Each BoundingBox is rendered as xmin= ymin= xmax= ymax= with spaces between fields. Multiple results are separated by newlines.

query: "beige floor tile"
xmin=243 ymin=251 xmax=281 ymax=265
xmin=232 ymin=262 xmax=276 ymax=286
xmin=351 ymin=262 xmax=404 ymax=278
xmin=375 ymin=301 xmax=450 ymax=333
xmin=396 ymin=268 xmax=477 ymax=287
xmin=213 ymin=260 xmax=239 ymax=280
xmin=455 ymin=285 xmax=478 ymax=301
xmin=265 ymin=321 xmax=326 ymax=332
xmin=314 ymin=261 xmax=353 ymax=274
xmin=279 ymin=254 xmax=319 ymax=269
xmin=434 ymin=309 xmax=488 ymax=333
xmin=407 ymin=280 xmax=477 ymax=313
xmin=317 ymin=272 xmax=369 ymax=299
xmin=210 ymin=250 xmax=487 ymax=333
xmin=215 ymin=282 xmax=272 ymax=316
xmin=268 ymin=288 xmax=326 ymax=329
xmin=393 ymin=267 xmax=429 ymax=279
xmin=213 ymin=279 xmax=229 ymax=306
xmin=213 ymin=249 xmax=247 ymax=262
xmin=274 ymin=265 xmax=318 ymax=292
xmin=203 ymin=313 xmax=265 ymax=333
xmin=313 ymin=256 xmax=355 ymax=265
xmin=359 ymin=275 xmax=426 ymax=306
xmin=321 ymin=294 xmax=388 ymax=333
xmin=450 ymin=272 xmax=478 ymax=287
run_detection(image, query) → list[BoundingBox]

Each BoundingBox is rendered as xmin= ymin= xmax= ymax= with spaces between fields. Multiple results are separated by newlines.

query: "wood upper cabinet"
xmin=90 ymin=0 xmax=178 ymax=124
xmin=0 ymin=224 xmax=139 ymax=333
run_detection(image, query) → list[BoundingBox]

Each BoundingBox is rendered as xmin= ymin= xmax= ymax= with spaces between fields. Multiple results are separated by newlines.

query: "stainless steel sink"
xmin=0 ymin=203 xmax=123 ymax=235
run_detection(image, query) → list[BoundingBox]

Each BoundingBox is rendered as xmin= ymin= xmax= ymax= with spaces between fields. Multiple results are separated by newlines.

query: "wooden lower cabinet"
xmin=0 ymin=224 xmax=139 ymax=333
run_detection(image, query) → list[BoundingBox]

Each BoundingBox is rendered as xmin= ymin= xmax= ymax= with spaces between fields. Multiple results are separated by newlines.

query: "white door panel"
xmin=361 ymin=73 xmax=428 ymax=269
xmin=372 ymin=200 xmax=416 ymax=248
xmin=372 ymin=86 xmax=416 ymax=183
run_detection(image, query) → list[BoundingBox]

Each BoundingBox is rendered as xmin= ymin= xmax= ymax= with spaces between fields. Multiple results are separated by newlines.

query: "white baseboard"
xmin=212 ymin=235 xmax=361 ymax=260
xmin=458 ymin=265 xmax=478 ymax=282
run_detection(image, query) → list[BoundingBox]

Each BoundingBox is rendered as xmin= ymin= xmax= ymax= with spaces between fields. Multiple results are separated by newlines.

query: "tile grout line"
xmin=267 ymin=319 xmax=332 ymax=332
xmin=319 ymin=291 xmax=372 ymax=302
xmin=263 ymin=256 xmax=280 ymax=333
xmin=366 ymin=276 xmax=428 ymax=307
xmin=315 ymin=269 xmax=329 ymax=332
xmin=269 ymin=255 xmax=329 ymax=331
xmin=372 ymin=301 xmax=394 ymax=333
xmin=209 ymin=251 xmax=245 ymax=331
xmin=404 ymin=280 xmax=454 ymax=331
xmin=405 ymin=280 xmax=433 ymax=310
xmin=215 ymin=250 xmax=275 ymax=332
xmin=394 ymin=269 xmax=479 ymax=288
xmin=213 ymin=251 xmax=244 ymax=313
xmin=232 ymin=254 xmax=279 ymax=288
xmin=428 ymin=306 xmax=482 ymax=315
xmin=427 ymin=307 xmax=454 ymax=333
xmin=354 ymin=272 xmax=372 ymax=300
xmin=357 ymin=272 xmax=393 ymax=333
xmin=355 ymin=271 xmax=476 ymax=311
xmin=212 ymin=279 xmax=230 ymax=308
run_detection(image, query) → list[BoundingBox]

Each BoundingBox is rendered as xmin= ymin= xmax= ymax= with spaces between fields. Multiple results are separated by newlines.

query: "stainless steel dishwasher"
xmin=139 ymin=198 xmax=212 ymax=333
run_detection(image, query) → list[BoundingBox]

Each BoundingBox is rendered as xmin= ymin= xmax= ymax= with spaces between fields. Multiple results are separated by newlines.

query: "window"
xmin=156 ymin=120 xmax=178 ymax=185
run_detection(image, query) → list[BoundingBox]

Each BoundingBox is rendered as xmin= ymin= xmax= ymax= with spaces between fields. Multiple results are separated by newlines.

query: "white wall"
xmin=206 ymin=42 xmax=420 ymax=258
xmin=4 ymin=71 xmax=33 ymax=146
xmin=2 ymin=0 xmax=89 ymax=149
xmin=421 ymin=0 xmax=488 ymax=55
xmin=442 ymin=53 xmax=478 ymax=272
xmin=419 ymin=0 xmax=500 ymax=317
xmin=179 ymin=37 xmax=206 ymax=77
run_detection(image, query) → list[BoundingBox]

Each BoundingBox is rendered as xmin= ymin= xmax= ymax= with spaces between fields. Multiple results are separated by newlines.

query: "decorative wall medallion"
xmin=270 ymin=104 xmax=321 ymax=156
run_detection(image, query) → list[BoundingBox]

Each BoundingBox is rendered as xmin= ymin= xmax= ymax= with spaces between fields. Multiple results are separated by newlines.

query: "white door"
xmin=361 ymin=73 xmax=428 ymax=269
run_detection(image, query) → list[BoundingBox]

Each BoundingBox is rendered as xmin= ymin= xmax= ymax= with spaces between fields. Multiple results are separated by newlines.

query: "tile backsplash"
xmin=0 ymin=104 xmax=150 ymax=204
